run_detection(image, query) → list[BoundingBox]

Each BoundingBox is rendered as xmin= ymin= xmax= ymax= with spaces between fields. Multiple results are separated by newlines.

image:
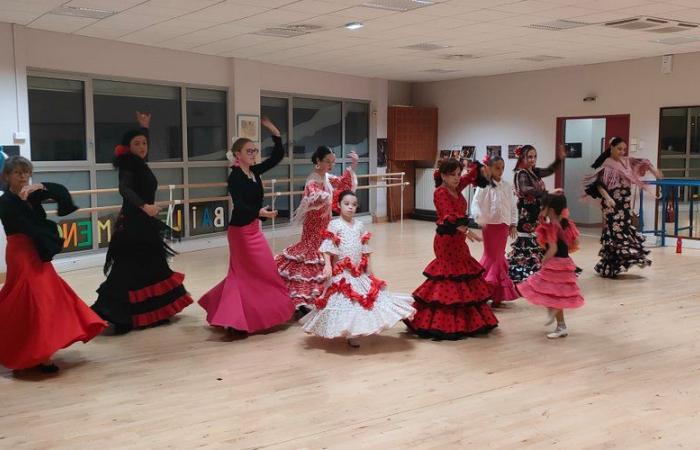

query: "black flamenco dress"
xmin=0 ymin=183 xmax=106 ymax=370
xmin=406 ymin=164 xmax=498 ymax=340
xmin=91 ymin=151 xmax=192 ymax=331
xmin=507 ymin=160 xmax=560 ymax=282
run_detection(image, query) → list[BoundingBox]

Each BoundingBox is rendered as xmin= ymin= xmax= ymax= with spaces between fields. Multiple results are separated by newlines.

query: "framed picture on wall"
xmin=236 ymin=114 xmax=259 ymax=141
xmin=377 ymin=138 xmax=387 ymax=167
xmin=487 ymin=145 xmax=502 ymax=158
xmin=565 ymin=142 xmax=583 ymax=158
xmin=508 ymin=145 xmax=522 ymax=159
xmin=461 ymin=146 xmax=475 ymax=160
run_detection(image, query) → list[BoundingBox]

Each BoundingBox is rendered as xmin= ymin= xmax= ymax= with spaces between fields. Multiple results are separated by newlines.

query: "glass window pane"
xmin=28 ymin=76 xmax=86 ymax=161
xmin=261 ymin=96 xmax=289 ymax=159
xmin=292 ymin=97 xmax=341 ymax=159
xmin=659 ymin=158 xmax=686 ymax=170
xmin=344 ymin=102 xmax=369 ymax=158
xmin=187 ymin=88 xmax=227 ymax=161
xmin=354 ymin=162 xmax=369 ymax=214
xmin=659 ymin=107 xmax=687 ymax=155
xmin=95 ymin=170 xmax=122 ymax=208
xmin=261 ymin=164 xmax=290 ymax=225
xmin=151 ymin=168 xmax=184 ymax=203
xmin=188 ymin=166 xmax=228 ymax=199
xmin=94 ymin=80 xmax=182 ymax=163
xmin=691 ymin=107 xmax=700 ymax=155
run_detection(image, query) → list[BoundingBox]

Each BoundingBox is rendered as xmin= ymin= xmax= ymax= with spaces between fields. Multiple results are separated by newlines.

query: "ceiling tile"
xmin=28 ymin=14 xmax=98 ymax=33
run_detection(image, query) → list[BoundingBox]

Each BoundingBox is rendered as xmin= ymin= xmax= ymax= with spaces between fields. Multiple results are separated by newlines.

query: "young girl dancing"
xmin=300 ymin=191 xmax=415 ymax=347
xmin=406 ymin=158 xmax=498 ymax=340
xmin=0 ymin=156 xmax=106 ymax=373
xmin=471 ymin=155 xmax=519 ymax=306
xmin=517 ymin=194 xmax=584 ymax=339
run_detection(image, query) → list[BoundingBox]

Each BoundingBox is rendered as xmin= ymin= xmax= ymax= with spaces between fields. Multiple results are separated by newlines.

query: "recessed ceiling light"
xmin=50 ymin=5 xmax=116 ymax=19
xmin=345 ymin=22 xmax=364 ymax=30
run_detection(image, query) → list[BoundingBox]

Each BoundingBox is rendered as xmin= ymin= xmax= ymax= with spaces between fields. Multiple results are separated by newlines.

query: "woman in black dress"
xmin=507 ymin=145 xmax=566 ymax=282
xmin=92 ymin=112 xmax=192 ymax=334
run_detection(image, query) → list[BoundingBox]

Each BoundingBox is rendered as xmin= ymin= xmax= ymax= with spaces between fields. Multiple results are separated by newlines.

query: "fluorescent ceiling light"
xmin=345 ymin=22 xmax=364 ymax=30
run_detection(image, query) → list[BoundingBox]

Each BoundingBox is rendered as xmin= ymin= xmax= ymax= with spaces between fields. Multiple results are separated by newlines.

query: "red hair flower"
xmin=433 ymin=169 xmax=441 ymax=181
xmin=482 ymin=154 xmax=491 ymax=165
xmin=114 ymin=144 xmax=129 ymax=157
xmin=514 ymin=145 xmax=523 ymax=158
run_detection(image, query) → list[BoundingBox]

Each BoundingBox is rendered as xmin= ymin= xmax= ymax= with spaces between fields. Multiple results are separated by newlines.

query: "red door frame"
xmin=554 ymin=114 xmax=630 ymax=187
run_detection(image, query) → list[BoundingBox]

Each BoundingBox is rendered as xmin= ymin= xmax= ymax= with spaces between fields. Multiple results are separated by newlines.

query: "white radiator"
xmin=415 ymin=168 xmax=436 ymax=211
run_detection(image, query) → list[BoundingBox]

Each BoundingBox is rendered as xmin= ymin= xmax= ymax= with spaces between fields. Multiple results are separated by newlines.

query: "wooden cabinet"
xmin=387 ymin=106 xmax=438 ymax=161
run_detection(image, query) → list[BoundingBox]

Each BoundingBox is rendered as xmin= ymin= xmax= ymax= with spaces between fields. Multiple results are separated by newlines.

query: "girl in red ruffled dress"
xmin=300 ymin=191 xmax=415 ymax=347
xmin=0 ymin=156 xmax=106 ymax=373
xmin=406 ymin=158 xmax=498 ymax=340
xmin=276 ymin=147 xmax=357 ymax=314
xmin=518 ymin=194 xmax=584 ymax=339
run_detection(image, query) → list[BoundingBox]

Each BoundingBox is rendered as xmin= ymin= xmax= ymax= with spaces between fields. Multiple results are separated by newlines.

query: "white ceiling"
xmin=3 ymin=0 xmax=700 ymax=81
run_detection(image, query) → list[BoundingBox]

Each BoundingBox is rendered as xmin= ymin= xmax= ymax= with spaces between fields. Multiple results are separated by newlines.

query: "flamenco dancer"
xmin=406 ymin=158 xmax=498 ymax=340
xmin=584 ymin=137 xmax=662 ymax=278
xmin=300 ymin=191 xmax=415 ymax=347
xmin=0 ymin=156 xmax=106 ymax=373
xmin=199 ymin=117 xmax=294 ymax=333
xmin=471 ymin=154 xmax=519 ymax=306
xmin=508 ymin=144 xmax=566 ymax=282
xmin=92 ymin=112 xmax=192 ymax=335
xmin=276 ymin=146 xmax=358 ymax=314
xmin=518 ymin=194 xmax=584 ymax=338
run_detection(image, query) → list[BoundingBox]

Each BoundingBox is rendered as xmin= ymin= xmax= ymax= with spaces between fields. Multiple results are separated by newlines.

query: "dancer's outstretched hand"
xmin=259 ymin=206 xmax=278 ymax=219
xmin=466 ymin=229 xmax=482 ymax=242
xmin=509 ymin=225 xmax=517 ymax=240
xmin=19 ymin=183 xmax=45 ymax=200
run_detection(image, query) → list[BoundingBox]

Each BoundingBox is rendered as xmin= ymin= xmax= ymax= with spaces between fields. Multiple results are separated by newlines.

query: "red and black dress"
xmin=406 ymin=164 xmax=498 ymax=340
xmin=92 ymin=134 xmax=192 ymax=333
xmin=0 ymin=183 xmax=106 ymax=370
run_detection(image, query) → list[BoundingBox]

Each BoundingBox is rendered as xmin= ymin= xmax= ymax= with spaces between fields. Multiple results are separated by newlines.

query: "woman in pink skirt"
xmin=518 ymin=194 xmax=584 ymax=339
xmin=198 ymin=117 xmax=294 ymax=333
xmin=471 ymin=155 xmax=519 ymax=306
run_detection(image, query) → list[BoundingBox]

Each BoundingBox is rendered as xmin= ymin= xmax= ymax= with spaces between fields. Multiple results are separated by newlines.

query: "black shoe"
xmin=575 ymin=266 xmax=583 ymax=276
xmin=294 ymin=305 xmax=311 ymax=320
xmin=37 ymin=363 xmax=59 ymax=374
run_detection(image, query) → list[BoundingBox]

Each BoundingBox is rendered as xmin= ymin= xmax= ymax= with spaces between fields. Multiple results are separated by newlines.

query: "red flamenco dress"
xmin=0 ymin=183 xmax=106 ymax=370
xmin=406 ymin=164 xmax=498 ymax=340
xmin=276 ymin=169 xmax=356 ymax=309
xmin=518 ymin=220 xmax=584 ymax=310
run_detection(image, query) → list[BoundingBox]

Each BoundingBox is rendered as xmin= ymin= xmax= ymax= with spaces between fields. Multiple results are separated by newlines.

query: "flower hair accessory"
xmin=433 ymin=169 xmax=441 ymax=181
xmin=514 ymin=145 xmax=523 ymax=158
xmin=114 ymin=144 xmax=129 ymax=157
xmin=609 ymin=136 xmax=617 ymax=145
xmin=482 ymin=154 xmax=491 ymax=165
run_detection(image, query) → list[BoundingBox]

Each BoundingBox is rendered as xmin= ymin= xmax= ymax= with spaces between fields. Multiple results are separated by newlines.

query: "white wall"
xmin=412 ymin=52 xmax=700 ymax=232
xmin=563 ymin=118 xmax=605 ymax=224
xmin=0 ymin=23 xmax=393 ymax=274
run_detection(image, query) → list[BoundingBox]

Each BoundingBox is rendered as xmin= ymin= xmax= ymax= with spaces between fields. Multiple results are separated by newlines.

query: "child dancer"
xmin=518 ymin=194 xmax=584 ymax=339
xmin=0 ymin=156 xmax=106 ymax=373
xmin=406 ymin=158 xmax=498 ymax=340
xmin=276 ymin=146 xmax=357 ymax=314
xmin=300 ymin=191 xmax=415 ymax=347
xmin=471 ymin=155 xmax=519 ymax=306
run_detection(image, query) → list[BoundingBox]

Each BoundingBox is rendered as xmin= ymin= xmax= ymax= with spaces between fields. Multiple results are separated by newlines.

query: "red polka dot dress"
xmin=406 ymin=164 xmax=498 ymax=340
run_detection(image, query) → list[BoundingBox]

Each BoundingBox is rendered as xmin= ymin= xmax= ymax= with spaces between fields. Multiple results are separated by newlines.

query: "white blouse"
xmin=471 ymin=179 xmax=518 ymax=226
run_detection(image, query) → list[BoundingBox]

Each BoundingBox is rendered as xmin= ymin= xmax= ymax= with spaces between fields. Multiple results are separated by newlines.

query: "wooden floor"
xmin=2 ymin=220 xmax=700 ymax=449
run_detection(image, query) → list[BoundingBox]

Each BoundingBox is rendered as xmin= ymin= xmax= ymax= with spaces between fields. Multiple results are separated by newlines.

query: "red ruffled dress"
xmin=406 ymin=165 xmax=498 ymax=340
xmin=517 ymin=221 xmax=584 ymax=310
xmin=276 ymin=170 xmax=356 ymax=308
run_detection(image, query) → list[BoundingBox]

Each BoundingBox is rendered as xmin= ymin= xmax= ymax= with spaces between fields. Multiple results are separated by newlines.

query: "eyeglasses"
xmin=245 ymin=148 xmax=259 ymax=155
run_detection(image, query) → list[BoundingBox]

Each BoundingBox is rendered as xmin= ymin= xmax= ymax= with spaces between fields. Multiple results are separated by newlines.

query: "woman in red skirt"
xmin=406 ymin=158 xmax=498 ymax=340
xmin=198 ymin=117 xmax=294 ymax=333
xmin=0 ymin=156 xmax=106 ymax=373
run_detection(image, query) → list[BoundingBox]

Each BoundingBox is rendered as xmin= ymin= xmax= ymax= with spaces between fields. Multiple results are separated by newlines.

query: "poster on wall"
xmin=237 ymin=114 xmax=259 ymax=141
xmin=377 ymin=138 xmax=387 ymax=167
xmin=487 ymin=145 xmax=502 ymax=158
xmin=565 ymin=142 xmax=583 ymax=158
xmin=508 ymin=145 xmax=522 ymax=159
xmin=190 ymin=201 xmax=230 ymax=236
xmin=437 ymin=146 xmax=475 ymax=165
xmin=461 ymin=146 xmax=475 ymax=161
